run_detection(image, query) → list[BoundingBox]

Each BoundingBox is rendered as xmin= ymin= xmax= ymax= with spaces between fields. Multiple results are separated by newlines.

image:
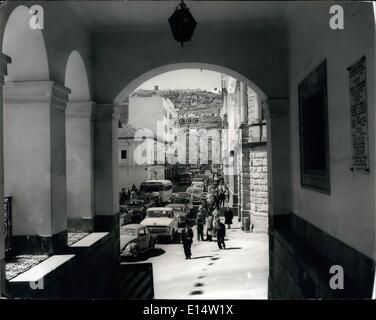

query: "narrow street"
xmin=123 ymin=220 xmax=269 ymax=299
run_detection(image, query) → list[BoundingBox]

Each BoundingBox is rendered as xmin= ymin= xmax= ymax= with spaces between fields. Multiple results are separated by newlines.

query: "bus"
xmin=178 ymin=172 xmax=193 ymax=184
xmin=140 ymin=180 xmax=173 ymax=203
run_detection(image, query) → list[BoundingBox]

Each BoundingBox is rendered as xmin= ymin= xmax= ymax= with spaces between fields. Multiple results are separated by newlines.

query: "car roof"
xmin=143 ymin=180 xmax=172 ymax=184
xmin=147 ymin=207 xmax=173 ymax=211
xmin=121 ymin=224 xmax=144 ymax=230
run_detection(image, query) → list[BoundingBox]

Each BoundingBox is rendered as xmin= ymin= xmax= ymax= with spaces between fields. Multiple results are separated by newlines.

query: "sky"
xmin=137 ymin=69 xmax=222 ymax=92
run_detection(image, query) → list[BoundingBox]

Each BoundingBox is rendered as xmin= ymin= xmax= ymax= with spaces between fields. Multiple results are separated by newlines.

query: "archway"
xmin=64 ymin=50 xmax=94 ymax=232
xmin=2 ymin=5 xmax=49 ymax=82
xmin=64 ymin=50 xmax=90 ymax=102
xmin=113 ymin=63 xmax=267 ymax=105
xmin=114 ymin=64 xmax=271 ymax=299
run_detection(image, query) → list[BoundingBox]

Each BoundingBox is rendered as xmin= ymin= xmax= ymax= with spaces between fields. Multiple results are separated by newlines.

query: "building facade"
xmin=221 ymin=75 xmax=268 ymax=231
xmin=118 ymin=124 xmax=166 ymax=190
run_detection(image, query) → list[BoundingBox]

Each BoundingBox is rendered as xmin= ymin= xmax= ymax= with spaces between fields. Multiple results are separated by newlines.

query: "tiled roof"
xmin=118 ymin=124 xmax=138 ymax=138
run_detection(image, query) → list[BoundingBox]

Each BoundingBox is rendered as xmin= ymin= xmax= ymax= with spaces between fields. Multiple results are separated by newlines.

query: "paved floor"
xmin=124 ymin=220 xmax=269 ymax=299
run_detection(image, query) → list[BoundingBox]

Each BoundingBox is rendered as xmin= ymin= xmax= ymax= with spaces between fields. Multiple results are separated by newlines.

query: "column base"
xmin=11 ymin=230 xmax=68 ymax=255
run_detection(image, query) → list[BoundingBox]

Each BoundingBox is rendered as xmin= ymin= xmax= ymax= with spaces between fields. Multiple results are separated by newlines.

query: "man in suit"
xmin=216 ymin=218 xmax=226 ymax=250
xmin=181 ymin=225 xmax=194 ymax=259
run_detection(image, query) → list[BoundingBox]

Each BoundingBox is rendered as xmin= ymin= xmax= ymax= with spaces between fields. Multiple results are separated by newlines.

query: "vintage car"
xmin=171 ymin=192 xmax=193 ymax=210
xmin=124 ymin=197 xmax=155 ymax=223
xmin=140 ymin=207 xmax=178 ymax=241
xmin=186 ymin=187 xmax=203 ymax=205
xmin=191 ymin=181 xmax=205 ymax=192
xmin=120 ymin=224 xmax=155 ymax=259
xmin=166 ymin=203 xmax=189 ymax=227
xmin=119 ymin=207 xmax=132 ymax=226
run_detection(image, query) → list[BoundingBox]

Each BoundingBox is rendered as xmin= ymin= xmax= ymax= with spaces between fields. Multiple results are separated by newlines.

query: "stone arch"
xmin=2 ymin=5 xmax=49 ymax=82
xmin=64 ymin=50 xmax=90 ymax=102
xmin=113 ymin=62 xmax=267 ymax=105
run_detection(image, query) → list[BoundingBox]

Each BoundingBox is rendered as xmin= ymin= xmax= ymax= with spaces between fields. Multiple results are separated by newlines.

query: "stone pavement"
xmin=146 ymin=220 xmax=269 ymax=299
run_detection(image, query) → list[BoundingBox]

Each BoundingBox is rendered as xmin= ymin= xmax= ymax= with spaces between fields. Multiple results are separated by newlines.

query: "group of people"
xmin=119 ymin=184 xmax=139 ymax=205
xmin=181 ymin=185 xmax=234 ymax=260
xmin=209 ymin=185 xmax=229 ymax=210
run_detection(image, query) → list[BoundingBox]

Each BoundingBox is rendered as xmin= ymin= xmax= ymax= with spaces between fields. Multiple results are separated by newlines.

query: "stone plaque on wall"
xmin=348 ymin=56 xmax=369 ymax=173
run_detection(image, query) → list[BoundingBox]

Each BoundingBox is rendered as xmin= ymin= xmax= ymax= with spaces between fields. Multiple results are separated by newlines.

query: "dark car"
xmin=124 ymin=199 xmax=152 ymax=223
xmin=119 ymin=207 xmax=132 ymax=226
xmin=120 ymin=224 xmax=155 ymax=259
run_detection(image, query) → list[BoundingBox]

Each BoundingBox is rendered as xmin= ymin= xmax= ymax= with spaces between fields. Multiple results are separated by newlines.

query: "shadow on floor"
xmin=121 ymin=248 xmax=166 ymax=262
xmin=192 ymin=255 xmax=213 ymax=260
xmin=223 ymin=247 xmax=242 ymax=250
xmin=189 ymin=290 xmax=204 ymax=295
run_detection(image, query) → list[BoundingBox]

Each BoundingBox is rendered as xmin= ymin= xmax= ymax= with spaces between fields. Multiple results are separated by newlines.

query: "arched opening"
xmin=115 ymin=65 xmax=270 ymax=299
xmin=2 ymin=5 xmax=49 ymax=82
xmin=64 ymin=50 xmax=90 ymax=102
xmin=64 ymin=50 xmax=94 ymax=232
xmin=114 ymin=63 xmax=267 ymax=105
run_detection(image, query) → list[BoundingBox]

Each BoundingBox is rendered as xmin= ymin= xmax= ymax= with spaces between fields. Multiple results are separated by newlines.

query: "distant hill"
xmin=119 ymin=89 xmax=223 ymax=129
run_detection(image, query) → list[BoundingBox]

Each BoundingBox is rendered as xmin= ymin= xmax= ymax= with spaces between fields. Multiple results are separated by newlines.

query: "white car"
xmin=186 ymin=187 xmax=203 ymax=205
xmin=191 ymin=181 xmax=205 ymax=191
xmin=140 ymin=207 xmax=178 ymax=241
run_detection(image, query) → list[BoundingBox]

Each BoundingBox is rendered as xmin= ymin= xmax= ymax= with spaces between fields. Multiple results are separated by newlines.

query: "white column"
xmin=0 ymin=53 xmax=11 ymax=295
xmin=264 ymin=98 xmax=291 ymax=228
xmin=66 ymin=101 xmax=95 ymax=232
xmin=3 ymin=81 xmax=70 ymax=254
xmin=93 ymin=103 xmax=121 ymax=267
xmin=94 ymin=103 xmax=121 ymax=227
xmin=240 ymin=82 xmax=248 ymax=124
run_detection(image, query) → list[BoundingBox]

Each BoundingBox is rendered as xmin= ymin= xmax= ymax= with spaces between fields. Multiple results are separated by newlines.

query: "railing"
xmin=4 ymin=196 xmax=12 ymax=259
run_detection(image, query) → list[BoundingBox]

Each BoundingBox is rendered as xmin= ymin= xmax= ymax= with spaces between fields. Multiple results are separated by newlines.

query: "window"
xmin=121 ymin=150 xmax=127 ymax=160
xmin=298 ymin=60 xmax=330 ymax=193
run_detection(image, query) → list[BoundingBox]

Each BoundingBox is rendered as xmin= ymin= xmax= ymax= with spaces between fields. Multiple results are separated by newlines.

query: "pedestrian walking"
xmin=196 ymin=211 xmax=205 ymax=241
xmin=205 ymin=213 xmax=214 ymax=241
xmin=119 ymin=188 xmax=127 ymax=205
xmin=224 ymin=206 xmax=234 ymax=229
xmin=220 ymin=191 xmax=226 ymax=207
xmin=131 ymin=184 xmax=137 ymax=193
xmin=216 ymin=218 xmax=226 ymax=249
xmin=181 ymin=225 xmax=194 ymax=259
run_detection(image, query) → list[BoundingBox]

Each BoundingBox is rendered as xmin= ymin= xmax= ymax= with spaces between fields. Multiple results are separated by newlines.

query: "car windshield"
xmin=173 ymin=197 xmax=189 ymax=204
xmin=176 ymin=193 xmax=189 ymax=198
xmin=121 ymin=228 xmax=137 ymax=236
xmin=147 ymin=210 xmax=172 ymax=218
xmin=187 ymin=188 xmax=201 ymax=194
xmin=127 ymin=200 xmax=143 ymax=207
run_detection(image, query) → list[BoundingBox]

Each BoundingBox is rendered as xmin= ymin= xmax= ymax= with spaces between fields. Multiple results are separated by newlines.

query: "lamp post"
xmin=168 ymin=1 xmax=197 ymax=46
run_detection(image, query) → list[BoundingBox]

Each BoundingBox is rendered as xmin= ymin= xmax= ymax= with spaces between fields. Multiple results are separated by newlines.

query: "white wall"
xmin=288 ymin=2 xmax=376 ymax=259
xmin=128 ymin=96 xmax=163 ymax=137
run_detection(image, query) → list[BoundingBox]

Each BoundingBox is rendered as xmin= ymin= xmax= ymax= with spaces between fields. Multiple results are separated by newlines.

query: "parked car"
xmin=201 ymin=192 xmax=209 ymax=202
xmin=186 ymin=187 xmax=203 ymax=205
xmin=125 ymin=199 xmax=148 ymax=223
xmin=166 ymin=203 xmax=189 ymax=227
xmin=140 ymin=207 xmax=178 ymax=241
xmin=120 ymin=224 xmax=155 ymax=259
xmin=119 ymin=208 xmax=132 ymax=226
xmin=191 ymin=181 xmax=205 ymax=192
xmin=171 ymin=192 xmax=194 ymax=210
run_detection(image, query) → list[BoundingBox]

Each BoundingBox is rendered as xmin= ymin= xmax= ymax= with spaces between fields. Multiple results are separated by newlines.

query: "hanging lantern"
xmin=168 ymin=1 xmax=197 ymax=46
